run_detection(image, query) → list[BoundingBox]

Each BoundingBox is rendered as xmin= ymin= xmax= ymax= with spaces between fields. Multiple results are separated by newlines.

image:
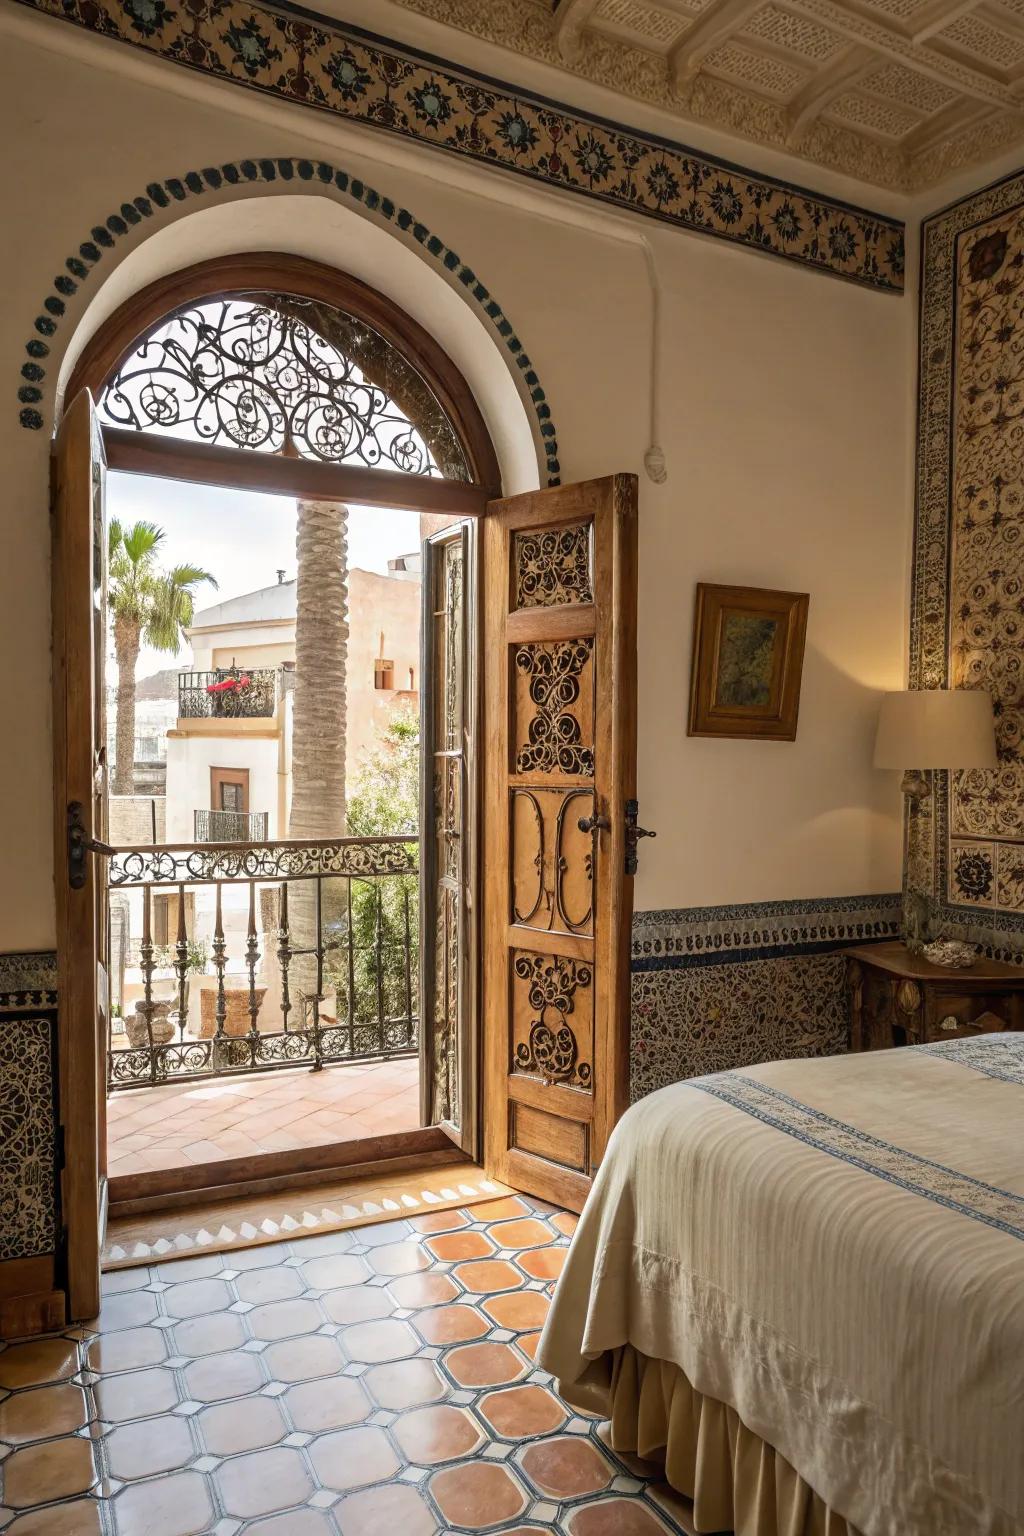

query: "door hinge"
xmin=624 ymin=798 xmax=656 ymax=876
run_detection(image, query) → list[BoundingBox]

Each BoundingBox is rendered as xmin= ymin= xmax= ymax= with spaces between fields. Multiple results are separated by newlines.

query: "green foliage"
xmin=323 ymin=708 xmax=420 ymax=1046
xmin=108 ymin=518 xmax=218 ymax=655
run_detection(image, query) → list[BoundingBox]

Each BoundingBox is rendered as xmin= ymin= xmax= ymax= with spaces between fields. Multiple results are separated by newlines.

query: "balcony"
xmin=178 ymin=667 xmax=279 ymax=719
xmin=195 ymin=808 xmax=270 ymax=843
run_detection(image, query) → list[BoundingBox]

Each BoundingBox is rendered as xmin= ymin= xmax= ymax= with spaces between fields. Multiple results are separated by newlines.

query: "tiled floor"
xmin=0 ymin=1195 xmax=699 ymax=1535
xmin=107 ymin=1059 xmax=420 ymax=1178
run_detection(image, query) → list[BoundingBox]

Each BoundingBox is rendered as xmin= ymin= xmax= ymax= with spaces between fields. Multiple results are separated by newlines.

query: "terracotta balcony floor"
xmin=107 ymin=1057 xmax=420 ymax=1179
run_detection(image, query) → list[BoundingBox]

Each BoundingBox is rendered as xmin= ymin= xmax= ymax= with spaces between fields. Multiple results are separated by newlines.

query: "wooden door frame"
xmin=211 ymin=766 xmax=251 ymax=812
xmin=51 ymin=255 xmax=505 ymax=1249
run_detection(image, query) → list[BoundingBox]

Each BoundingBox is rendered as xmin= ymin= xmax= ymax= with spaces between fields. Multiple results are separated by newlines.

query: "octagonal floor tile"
xmin=3 ymin=1437 xmax=97 ymax=1508
xmin=263 ymin=1333 xmax=345 ymax=1382
xmin=471 ymin=1197 xmax=529 ymax=1222
xmin=551 ymin=1211 xmax=578 ymax=1238
xmin=367 ymin=1241 xmax=431 ymax=1277
xmin=172 ymin=1311 xmax=248 ymax=1359
xmin=298 ymin=1253 xmax=371 ymax=1290
xmin=411 ymin=1209 xmax=469 ymax=1235
xmin=364 ymin=1357 xmax=446 ymax=1410
xmin=452 ymin=1259 xmax=524 ymax=1295
xmin=479 ymin=1383 xmax=567 ymax=1439
xmin=162 ymin=1278 xmax=233 ymax=1319
xmin=392 ymin=1403 xmax=483 ymax=1464
xmin=215 ymin=1446 xmax=314 ymax=1517
xmin=412 ymin=1303 xmax=489 ymax=1346
xmin=0 ymin=1382 xmax=87 ymax=1444
xmin=520 ymin=1434 xmax=615 ymax=1498
xmin=488 ymin=1218 xmax=555 ymax=1251
xmin=3 ymin=1498 xmax=103 ymax=1535
xmin=199 ymin=1394 xmax=289 ymax=1455
xmin=97 ymin=1291 xmax=159 ymax=1332
xmin=566 ymin=1496 xmax=677 ymax=1536
xmin=247 ymin=1298 xmax=324 ymax=1341
xmin=444 ymin=1341 xmax=526 ymax=1388
xmin=516 ymin=1246 xmax=567 ymax=1282
xmin=334 ymin=1481 xmax=437 ymax=1536
xmin=95 ymin=1367 xmax=180 ymax=1423
xmin=342 ymin=1318 xmax=418 ymax=1363
xmin=424 ymin=1230 xmax=494 ymax=1262
xmin=285 ymin=1374 xmax=371 ymax=1433
xmin=0 ymin=1339 xmax=78 ymax=1390
xmin=322 ymin=1285 xmax=393 ymax=1326
xmin=113 ymin=1469 xmax=214 ymax=1536
xmin=86 ymin=1327 xmax=167 ymax=1374
xmin=247 ymin=1513 xmax=337 ymax=1536
xmin=308 ymin=1424 xmax=400 ymax=1490
xmin=106 ymin=1413 xmax=196 ymax=1480
xmin=429 ymin=1460 xmax=528 ymax=1530
xmin=517 ymin=1331 xmax=542 ymax=1362
xmin=387 ymin=1272 xmax=458 ymax=1309
xmin=235 ymin=1265 xmax=305 ymax=1305
xmin=481 ymin=1290 xmax=550 ymax=1332
xmin=183 ymin=1350 xmax=264 ymax=1403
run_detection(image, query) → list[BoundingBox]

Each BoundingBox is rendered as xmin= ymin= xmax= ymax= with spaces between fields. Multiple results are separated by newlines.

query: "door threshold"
xmin=103 ymin=1159 xmax=512 ymax=1269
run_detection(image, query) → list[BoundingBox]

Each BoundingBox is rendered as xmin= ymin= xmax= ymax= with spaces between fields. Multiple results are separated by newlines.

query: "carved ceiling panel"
xmin=392 ymin=0 xmax=1024 ymax=188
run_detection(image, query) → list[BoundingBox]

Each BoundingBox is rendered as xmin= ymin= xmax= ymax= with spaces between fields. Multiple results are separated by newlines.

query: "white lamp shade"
xmin=874 ymin=689 xmax=998 ymax=771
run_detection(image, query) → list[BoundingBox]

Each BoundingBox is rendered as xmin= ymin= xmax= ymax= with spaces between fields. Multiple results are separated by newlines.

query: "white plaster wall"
xmin=165 ymin=736 xmax=282 ymax=842
xmin=0 ymin=15 xmax=914 ymax=951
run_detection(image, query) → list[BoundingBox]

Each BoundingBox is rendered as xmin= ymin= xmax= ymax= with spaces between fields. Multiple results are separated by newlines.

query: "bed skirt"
xmin=565 ymin=1346 xmax=863 ymax=1536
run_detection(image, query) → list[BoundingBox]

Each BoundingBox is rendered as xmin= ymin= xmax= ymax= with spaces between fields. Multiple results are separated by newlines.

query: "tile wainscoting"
xmin=630 ymin=895 xmax=900 ymax=1100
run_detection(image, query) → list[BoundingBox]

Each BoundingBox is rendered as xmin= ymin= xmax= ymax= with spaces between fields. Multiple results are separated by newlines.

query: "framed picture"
xmin=688 ymin=583 xmax=809 ymax=741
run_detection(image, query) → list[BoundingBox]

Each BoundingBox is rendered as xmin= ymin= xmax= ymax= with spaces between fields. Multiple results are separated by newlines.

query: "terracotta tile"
xmin=0 ymin=1383 xmax=87 ymax=1444
xmin=444 ymin=1341 xmax=526 ymax=1388
xmin=183 ymin=1350 xmax=264 ymax=1402
xmin=86 ymin=1325 xmax=168 ymax=1374
xmin=481 ymin=1290 xmax=550 ymax=1331
xmin=152 ymin=1255 xmax=228 ymax=1283
xmin=489 ymin=1217 xmax=556 ymax=1250
xmin=172 ymin=1310 xmax=248 ymax=1357
xmin=298 ymin=1254 xmax=370 ymax=1289
xmin=309 ymin=1423 xmax=400 ymax=1490
xmin=521 ymin=1435 xmax=614 ymax=1497
xmin=289 ymin=1230 xmax=354 ymax=1257
xmin=199 ymin=1395 xmax=288 ymax=1455
xmin=246 ymin=1513 xmax=337 ymax=1536
xmin=5 ymin=1497 xmax=103 ymax=1534
xmin=3 ymin=1437 xmax=97 ymax=1508
xmin=216 ymin=1446 xmax=314 ymax=1517
xmin=517 ymin=1331 xmax=542 ymax=1362
xmin=471 ymin=1197 xmax=530 ymax=1221
xmin=363 ymin=1357 xmax=445 ymax=1410
xmin=113 ymin=1469 xmax=215 ymax=1536
xmin=263 ymin=1333 xmax=345 ymax=1382
xmin=412 ymin=1302 xmax=490 ymax=1346
xmin=425 ymin=1230 xmax=494 ymax=1262
xmin=285 ymin=1375 xmax=371 ymax=1433
xmin=0 ymin=1339 xmax=78 ymax=1390
xmin=247 ymin=1297 xmax=323 ymax=1341
xmin=517 ymin=1245 xmax=567 ymax=1281
xmin=479 ymin=1384 xmax=567 ymax=1438
xmin=410 ymin=1209 xmax=469 ymax=1235
xmin=106 ymin=1413 xmax=197 ymax=1480
xmin=321 ymin=1285 xmax=393 ymax=1325
xmin=551 ymin=1211 xmax=579 ymax=1237
xmin=98 ymin=1289 xmax=161 ymax=1332
xmin=430 ymin=1461 xmax=528 ymax=1529
xmin=163 ymin=1278 xmax=233 ymax=1319
xmin=95 ymin=1366 xmax=179 ymax=1423
xmin=393 ymin=1403 xmax=482 ymax=1464
xmin=235 ymin=1265 xmax=304 ymax=1304
xmin=334 ymin=1481 xmax=437 ymax=1536
xmin=367 ymin=1241 xmax=430 ymax=1277
xmin=231 ymin=1242 xmax=291 ymax=1270
xmin=452 ymin=1258 xmax=523 ymax=1294
xmin=387 ymin=1271 xmax=458 ymax=1309
xmin=567 ymin=1497 xmax=676 ymax=1535
xmin=342 ymin=1318 xmax=418 ymax=1363
xmin=357 ymin=1220 xmax=414 ymax=1248
xmin=102 ymin=1267 xmax=151 ymax=1294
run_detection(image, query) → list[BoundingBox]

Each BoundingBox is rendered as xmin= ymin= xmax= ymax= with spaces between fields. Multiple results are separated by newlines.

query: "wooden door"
xmin=52 ymin=390 xmax=109 ymax=1320
xmin=211 ymin=766 xmax=250 ymax=812
xmin=420 ymin=521 xmax=480 ymax=1156
xmin=483 ymin=476 xmax=637 ymax=1210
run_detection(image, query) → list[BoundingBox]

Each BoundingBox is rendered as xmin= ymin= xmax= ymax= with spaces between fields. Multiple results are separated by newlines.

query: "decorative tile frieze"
xmin=13 ymin=1 xmax=905 ymax=292
xmin=631 ymin=892 xmax=899 ymax=969
xmin=0 ymin=949 xmax=58 ymax=1011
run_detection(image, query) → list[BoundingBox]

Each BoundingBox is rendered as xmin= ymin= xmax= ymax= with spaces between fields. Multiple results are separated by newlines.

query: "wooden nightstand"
xmin=845 ymin=941 xmax=1024 ymax=1051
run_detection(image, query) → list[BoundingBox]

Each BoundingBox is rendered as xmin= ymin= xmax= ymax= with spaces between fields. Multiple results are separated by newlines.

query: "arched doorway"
xmin=53 ymin=248 xmax=639 ymax=1323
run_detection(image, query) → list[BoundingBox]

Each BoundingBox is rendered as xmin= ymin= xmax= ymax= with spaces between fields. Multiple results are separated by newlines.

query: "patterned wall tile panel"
xmin=12 ymin=0 xmax=905 ymax=292
xmin=629 ymin=894 xmax=899 ymax=1097
xmin=915 ymin=170 xmax=1024 ymax=957
xmin=0 ymin=952 xmax=60 ymax=1262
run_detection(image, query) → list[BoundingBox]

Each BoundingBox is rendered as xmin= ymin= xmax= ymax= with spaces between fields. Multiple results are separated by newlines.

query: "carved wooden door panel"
xmin=52 ymin=389 xmax=109 ymax=1319
xmin=420 ymin=521 xmax=479 ymax=1155
xmin=483 ymin=476 xmax=637 ymax=1210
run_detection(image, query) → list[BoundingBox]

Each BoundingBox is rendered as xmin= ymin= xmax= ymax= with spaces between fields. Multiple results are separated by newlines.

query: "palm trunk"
xmin=112 ymin=615 xmax=141 ymax=797
xmin=288 ymin=498 xmax=349 ymax=1013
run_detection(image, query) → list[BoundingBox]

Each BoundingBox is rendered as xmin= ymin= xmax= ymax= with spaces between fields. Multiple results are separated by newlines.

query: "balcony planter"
xmin=199 ymin=985 xmax=268 ymax=1038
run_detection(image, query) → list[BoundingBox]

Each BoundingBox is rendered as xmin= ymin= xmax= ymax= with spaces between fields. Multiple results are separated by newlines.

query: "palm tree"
xmin=108 ymin=520 xmax=217 ymax=796
xmin=287 ymin=498 xmax=349 ymax=1012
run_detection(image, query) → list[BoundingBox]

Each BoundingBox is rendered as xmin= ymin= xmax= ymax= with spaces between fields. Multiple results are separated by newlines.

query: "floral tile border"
xmin=0 ymin=949 xmax=58 ymax=1011
xmin=14 ymin=0 xmax=905 ymax=293
xmin=631 ymin=893 xmax=900 ymax=971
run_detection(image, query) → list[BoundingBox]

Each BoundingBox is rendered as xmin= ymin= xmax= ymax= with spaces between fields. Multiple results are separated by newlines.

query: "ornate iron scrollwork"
xmin=514 ymin=639 xmax=594 ymax=776
xmin=513 ymin=952 xmax=592 ymax=1088
xmin=108 ymin=835 xmax=417 ymax=887
xmin=514 ymin=523 xmax=593 ymax=609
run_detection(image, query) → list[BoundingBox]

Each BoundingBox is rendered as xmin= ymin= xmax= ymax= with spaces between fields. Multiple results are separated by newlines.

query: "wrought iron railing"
xmin=178 ymin=667 xmax=279 ymax=719
xmin=107 ymin=833 xmax=418 ymax=1090
xmin=195 ymin=809 xmax=270 ymax=843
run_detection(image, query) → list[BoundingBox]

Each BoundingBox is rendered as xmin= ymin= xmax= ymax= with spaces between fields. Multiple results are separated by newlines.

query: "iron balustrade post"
xmin=278 ymin=882 xmax=292 ymax=1033
xmin=245 ymin=880 xmax=261 ymax=1069
xmin=140 ymin=884 xmax=157 ymax=1086
xmin=173 ymin=882 xmax=189 ymax=1042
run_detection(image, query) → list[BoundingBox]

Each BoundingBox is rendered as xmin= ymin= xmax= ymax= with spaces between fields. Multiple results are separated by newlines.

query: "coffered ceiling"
xmin=391 ymin=0 xmax=1024 ymax=189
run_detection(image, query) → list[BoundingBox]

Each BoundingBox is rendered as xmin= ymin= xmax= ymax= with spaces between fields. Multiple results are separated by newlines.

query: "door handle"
xmin=625 ymin=798 xmax=656 ymax=876
xmin=577 ymin=812 xmax=611 ymax=834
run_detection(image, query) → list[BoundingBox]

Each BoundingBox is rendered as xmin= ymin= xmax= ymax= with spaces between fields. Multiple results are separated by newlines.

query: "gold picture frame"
xmin=688 ymin=583 xmax=809 ymax=741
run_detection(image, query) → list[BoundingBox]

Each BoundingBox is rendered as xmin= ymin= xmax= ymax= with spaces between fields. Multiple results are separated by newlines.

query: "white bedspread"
xmin=538 ymin=1035 xmax=1024 ymax=1536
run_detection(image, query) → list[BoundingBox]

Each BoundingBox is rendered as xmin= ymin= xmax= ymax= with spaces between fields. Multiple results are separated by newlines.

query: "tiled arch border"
xmin=16 ymin=155 xmax=561 ymax=486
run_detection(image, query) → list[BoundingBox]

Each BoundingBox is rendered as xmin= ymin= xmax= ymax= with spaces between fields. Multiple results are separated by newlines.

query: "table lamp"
xmin=874 ymin=689 xmax=997 ymax=952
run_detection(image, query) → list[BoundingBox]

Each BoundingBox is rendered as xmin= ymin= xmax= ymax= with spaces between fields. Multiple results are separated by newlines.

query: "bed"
xmin=537 ymin=1034 xmax=1024 ymax=1536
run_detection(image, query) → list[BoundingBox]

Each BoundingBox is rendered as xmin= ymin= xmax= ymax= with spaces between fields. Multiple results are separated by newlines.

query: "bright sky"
xmin=107 ymin=470 xmax=420 ymax=680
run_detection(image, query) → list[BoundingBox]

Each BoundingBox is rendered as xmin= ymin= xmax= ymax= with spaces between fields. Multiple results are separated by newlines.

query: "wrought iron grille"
xmin=107 ymin=834 xmax=419 ymax=1090
xmin=194 ymin=809 xmax=269 ymax=843
xmin=178 ymin=668 xmax=279 ymax=719
xmin=98 ymin=295 xmax=464 ymax=477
